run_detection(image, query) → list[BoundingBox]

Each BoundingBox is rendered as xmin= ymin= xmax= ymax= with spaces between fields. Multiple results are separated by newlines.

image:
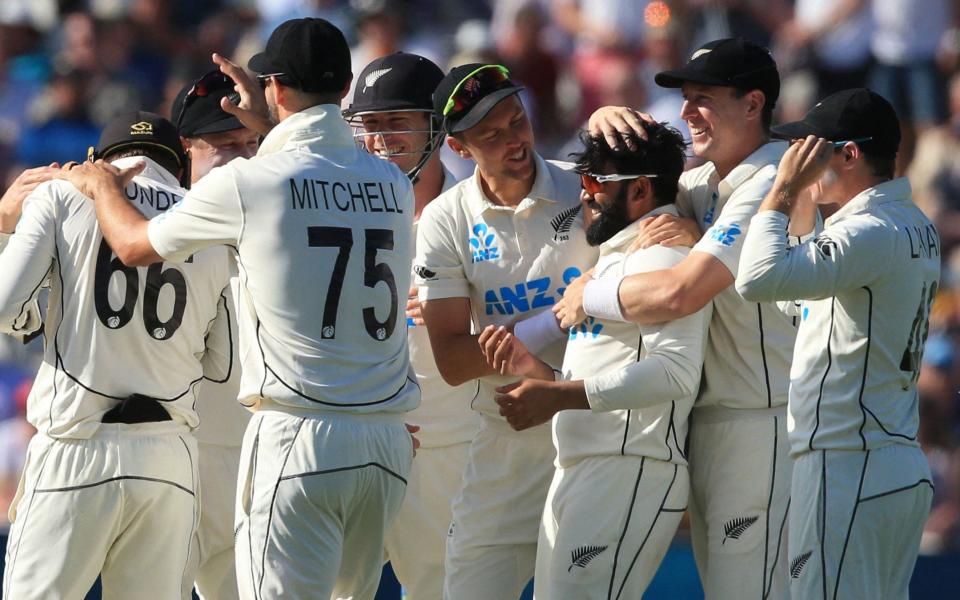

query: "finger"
xmin=492 ymin=333 xmax=514 ymax=373
xmin=495 ymin=381 xmax=522 ymax=394
xmin=408 ymin=285 xmax=418 ymax=297
xmin=212 ymin=52 xmax=244 ymax=81
xmin=477 ymin=324 xmax=498 ymax=348
xmin=655 ymin=234 xmax=686 ymax=248
xmin=117 ymin=161 xmax=146 ymax=186
xmin=404 ymin=423 xmax=420 ymax=433
xmin=484 ymin=327 xmax=508 ymax=366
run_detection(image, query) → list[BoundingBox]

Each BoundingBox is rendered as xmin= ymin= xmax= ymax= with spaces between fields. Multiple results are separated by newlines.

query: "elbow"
xmin=663 ymin=280 xmax=707 ymax=319
xmin=436 ymin=362 xmax=469 ymax=387
xmin=735 ymin=274 xmax=775 ymax=303
xmin=115 ymin=239 xmax=158 ymax=267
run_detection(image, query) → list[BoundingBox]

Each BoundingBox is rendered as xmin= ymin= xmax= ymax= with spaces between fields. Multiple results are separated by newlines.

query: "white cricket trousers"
xmin=443 ymin=416 xmax=556 ymax=600
xmin=383 ymin=440 xmax=470 ymax=600
xmin=184 ymin=442 xmax=243 ymax=600
xmin=789 ymin=444 xmax=932 ymax=600
xmin=534 ymin=455 xmax=689 ymax=600
xmin=234 ymin=409 xmax=413 ymax=600
xmin=687 ymin=406 xmax=792 ymax=600
xmin=2 ymin=424 xmax=199 ymax=600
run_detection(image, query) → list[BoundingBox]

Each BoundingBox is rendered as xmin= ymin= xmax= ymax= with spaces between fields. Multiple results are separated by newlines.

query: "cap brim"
xmin=189 ymin=114 xmax=247 ymax=136
xmin=654 ymin=65 xmax=730 ymax=89
xmin=447 ymin=86 xmax=524 ymax=133
xmin=770 ymin=120 xmax=821 ymax=140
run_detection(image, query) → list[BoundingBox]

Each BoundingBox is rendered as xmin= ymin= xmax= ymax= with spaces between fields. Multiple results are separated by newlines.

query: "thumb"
xmin=220 ymin=95 xmax=242 ymax=116
xmin=495 ymin=380 xmax=522 ymax=395
xmin=118 ymin=161 xmax=146 ymax=187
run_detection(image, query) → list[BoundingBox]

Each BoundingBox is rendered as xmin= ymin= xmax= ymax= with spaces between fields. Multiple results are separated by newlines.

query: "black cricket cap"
xmin=94 ymin=111 xmax=185 ymax=169
xmin=432 ymin=63 xmax=524 ymax=133
xmin=248 ymin=17 xmax=351 ymax=93
xmin=171 ymin=70 xmax=244 ymax=137
xmin=771 ymin=88 xmax=901 ymax=159
xmin=655 ymin=38 xmax=779 ymax=106
xmin=344 ymin=52 xmax=444 ymax=116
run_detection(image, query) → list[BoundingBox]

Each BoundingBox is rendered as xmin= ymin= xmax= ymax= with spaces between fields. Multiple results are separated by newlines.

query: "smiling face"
xmin=680 ymin=82 xmax=764 ymax=176
xmin=358 ymin=110 xmax=434 ymax=174
xmin=185 ymin=127 xmax=260 ymax=182
xmin=581 ymin=167 xmax=636 ymax=246
xmin=453 ymin=94 xmax=535 ymax=183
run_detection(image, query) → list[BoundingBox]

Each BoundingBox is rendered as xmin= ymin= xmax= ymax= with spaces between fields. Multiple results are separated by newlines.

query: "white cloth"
xmin=560 ymin=205 xmax=709 ymax=467
xmin=3 ymin=426 xmax=199 ymax=600
xmin=534 ymin=456 xmax=688 ymax=600
xmin=789 ymin=444 xmax=932 ymax=599
xmin=737 ymin=178 xmax=941 ymax=456
xmin=795 ymin=0 xmax=872 ymax=69
xmin=148 ymin=104 xmax=419 ymax=416
xmin=0 ymin=157 xmax=231 ymax=439
xmin=871 ymin=0 xmax=950 ymax=64
xmin=234 ymin=410 xmax=413 ymax=600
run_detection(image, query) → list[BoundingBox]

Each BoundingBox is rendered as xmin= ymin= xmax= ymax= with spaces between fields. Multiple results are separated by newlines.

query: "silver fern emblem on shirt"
xmin=363 ymin=67 xmax=393 ymax=92
xmin=568 ymin=545 xmax=608 ymax=571
xmin=551 ymin=205 xmax=581 ymax=241
xmin=722 ymin=515 xmax=759 ymax=544
xmin=790 ymin=551 xmax=812 ymax=578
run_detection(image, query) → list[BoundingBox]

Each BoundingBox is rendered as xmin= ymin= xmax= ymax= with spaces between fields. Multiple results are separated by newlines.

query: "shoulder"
xmin=679 ymin=162 xmax=713 ymax=188
xmin=625 ymin=242 xmax=688 ymax=274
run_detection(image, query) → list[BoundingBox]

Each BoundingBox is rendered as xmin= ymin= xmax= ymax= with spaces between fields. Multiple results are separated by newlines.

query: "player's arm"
xmin=201 ymin=278 xmax=236 ymax=384
xmin=420 ymin=297 xmax=501 ymax=386
xmin=1 ymin=163 xmax=60 ymax=233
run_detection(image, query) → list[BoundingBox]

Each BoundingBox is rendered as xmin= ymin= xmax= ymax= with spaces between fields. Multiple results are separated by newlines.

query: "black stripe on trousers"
xmin=4 ymin=445 xmax=54 ymax=600
xmin=607 ymin=457 xmax=645 ymax=599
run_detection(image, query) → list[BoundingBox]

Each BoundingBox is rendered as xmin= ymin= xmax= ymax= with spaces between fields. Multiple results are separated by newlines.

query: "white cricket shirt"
xmin=415 ymin=154 xmax=599 ymax=419
xmin=407 ymin=166 xmax=481 ymax=448
xmin=676 ymin=140 xmax=798 ymax=410
xmin=559 ymin=205 xmax=710 ymax=468
xmin=737 ymin=178 xmax=941 ymax=455
xmin=0 ymin=157 xmax=231 ymax=438
xmin=148 ymin=105 xmax=419 ymax=415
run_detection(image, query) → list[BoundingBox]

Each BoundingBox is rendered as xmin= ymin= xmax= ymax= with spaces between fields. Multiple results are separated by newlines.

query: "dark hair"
xmin=732 ymin=87 xmax=774 ymax=131
xmin=571 ymin=121 xmax=687 ymax=207
xmin=862 ymin=151 xmax=895 ymax=180
xmin=103 ymin=148 xmax=181 ymax=179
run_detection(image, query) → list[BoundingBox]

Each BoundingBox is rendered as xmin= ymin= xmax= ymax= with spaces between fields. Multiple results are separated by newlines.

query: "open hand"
xmin=587 ymin=106 xmax=656 ymax=150
xmin=776 ymin=135 xmax=833 ymax=195
xmin=478 ymin=325 xmax=540 ymax=377
xmin=213 ymin=52 xmax=273 ymax=137
xmin=1 ymin=163 xmax=60 ymax=233
xmin=494 ymin=379 xmax=561 ymax=430
xmin=57 ymin=160 xmax=145 ymax=200
xmin=631 ymin=213 xmax=701 ymax=250
xmin=553 ymin=271 xmax=591 ymax=329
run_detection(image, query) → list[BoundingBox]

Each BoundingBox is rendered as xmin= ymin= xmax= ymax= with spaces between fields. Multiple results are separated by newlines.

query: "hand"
xmin=553 ymin=271 xmax=591 ymax=329
xmin=212 ymin=52 xmax=273 ymax=137
xmin=0 ymin=163 xmax=60 ymax=233
xmin=494 ymin=379 xmax=562 ymax=430
xmin=775 ymin=136 xmax=833 ymax=197
xmin=478 ymin=325 xmax=540 ymax=377
xmin=406 ymin=286 xmax=423 ymax=326
xmin=587 ymin=106 xmax=656 ymax=151
xmin=57 ymin=160 xmax=145 ymax=200
xmin=631 ymin=213 xmax=701 ymax=250
xmin=405 ymin=423 xmax=421 ymax=456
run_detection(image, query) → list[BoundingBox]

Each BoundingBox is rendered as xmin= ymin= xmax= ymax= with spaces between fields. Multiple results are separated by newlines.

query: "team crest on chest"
xmin=469 ymin=223 xmax=499 ymax=263
xmin=550 ymin=205 xmax=581 ymax=242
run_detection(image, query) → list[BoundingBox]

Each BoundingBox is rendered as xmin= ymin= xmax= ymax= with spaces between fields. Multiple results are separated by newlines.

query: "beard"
xmin=585 ymin=186 xmax=632 ymax=246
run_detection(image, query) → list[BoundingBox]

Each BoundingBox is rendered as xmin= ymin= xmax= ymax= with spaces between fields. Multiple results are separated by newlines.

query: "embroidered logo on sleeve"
xmin=707 ymin=222 xmax=742 ymax=247
xmin=469 ymin=223 xmax=499 ymax=263
xmin=550 ymin=205 xmax=581 ymax=242
xmin=413 ymin=265 xmax=437 ymax=281
xmin=722 ymin=515 xmax=759 ymax=544
xmin=568 ymin=545 xmax=608 ymax=572
xmin=814 ymin=234 xmax=838 ymax=258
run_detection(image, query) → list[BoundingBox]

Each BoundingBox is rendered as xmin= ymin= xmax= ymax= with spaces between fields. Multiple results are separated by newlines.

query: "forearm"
xmin=91 ymin=181 xmax=162 ymax=266
xmin=735 ymin=210 xmax=793 ymax=302
xmin=431 ymin=332 xmax=499 ymax=386
xmin=553 ymin=379 xmax=590 ymax=411
xmin=617 ymin=270 xmax=697 ymax=325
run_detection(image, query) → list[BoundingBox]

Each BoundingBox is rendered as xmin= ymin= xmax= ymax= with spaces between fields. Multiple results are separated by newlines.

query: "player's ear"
xmin=631 ymin=176 xmax=652 ymax=204
xmin=447 ymin=135 xmax=470 ymax=160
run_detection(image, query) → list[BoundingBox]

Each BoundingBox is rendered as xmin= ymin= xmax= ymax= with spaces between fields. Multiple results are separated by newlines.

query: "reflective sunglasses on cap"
xmin=442 ymin=64 xmax=511 ymax=118
xmin=256 ymin=72 xmax=286 ymax=89
xmin=174 ymin=71 xmax=240 ymax=130
xmin=831 ymin=136 xmax=873 ymax=148
xmin=579 ymin=172 xmax=658 ymax=195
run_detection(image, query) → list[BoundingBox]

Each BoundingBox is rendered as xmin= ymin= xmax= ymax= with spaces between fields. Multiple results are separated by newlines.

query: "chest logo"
xmin=469 ymin=223 xmax=500 ymax=263
xmin=551 ymin=205 xmax=581 ymax=242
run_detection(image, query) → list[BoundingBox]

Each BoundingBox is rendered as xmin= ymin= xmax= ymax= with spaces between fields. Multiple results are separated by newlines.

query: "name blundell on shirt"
xmin=288 ymin=177 xmax=404 ymax=213
xmin=123 ymin=181 xmax=182 ymax=211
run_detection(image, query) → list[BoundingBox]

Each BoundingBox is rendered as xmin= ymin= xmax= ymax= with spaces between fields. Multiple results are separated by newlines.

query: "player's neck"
xmin=477 ymin=169 xmax=534 ymax=208
xmin=714 ymin=131 xmax=768 ymax=180
xmin=413 ymin=158 xmax=444 ymax=219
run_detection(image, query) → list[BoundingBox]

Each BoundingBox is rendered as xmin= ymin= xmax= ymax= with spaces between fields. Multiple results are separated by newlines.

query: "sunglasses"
xmin=831 ymin=136 xmax=873 ymax=148
xmin=174 ymin=71 xmax=239 ymax=131
xmin=442 ymin=65 xmax=511 ymax=118
xmin=256 ymin=72 xmax=285 ymax=89
xmin=579 ymin=172 xmax=658 ymax=194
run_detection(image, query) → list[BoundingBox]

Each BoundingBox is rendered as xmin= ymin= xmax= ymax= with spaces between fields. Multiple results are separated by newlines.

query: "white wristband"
xmin=583 ymin=277 xmax=626 ymax=322
xmin=514 ymin=308 xmax=565 ymax=354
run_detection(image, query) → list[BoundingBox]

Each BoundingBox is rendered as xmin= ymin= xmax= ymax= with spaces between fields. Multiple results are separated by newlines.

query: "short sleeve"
xmin=414 ymin=201 xmax=470 ymax=301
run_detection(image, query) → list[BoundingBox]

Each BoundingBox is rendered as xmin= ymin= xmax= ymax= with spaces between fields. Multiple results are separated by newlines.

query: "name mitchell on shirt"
xmin=289 ymin=177 xmax=405 ymax=213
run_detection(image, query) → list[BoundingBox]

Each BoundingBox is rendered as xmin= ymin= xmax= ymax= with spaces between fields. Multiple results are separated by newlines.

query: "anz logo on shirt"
xmin=469 ymin=223 xmax=500 ymax=263
xmin=707 ymin=222 xmax=742 ymax=247
xmin=569 ymin=316 xmax=604 ymax=340
xmin=485 ymin=267 xmax=583 ymax=316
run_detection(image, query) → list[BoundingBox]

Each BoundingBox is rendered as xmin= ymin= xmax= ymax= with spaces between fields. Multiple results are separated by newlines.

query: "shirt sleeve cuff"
xmin=583 ymin=277 xmax=626 ymax=322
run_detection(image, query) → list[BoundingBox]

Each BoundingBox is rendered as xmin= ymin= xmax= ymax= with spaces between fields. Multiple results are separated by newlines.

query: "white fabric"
xmin=789 ymin=444 xmax=932 ymax=599
xmin=581 ymin=276 xmax=625 ymax=323
xmin=534 ymin=456 xmax=688 ymax=600
xmin=3 ymin=426 xmax=199 ymax=600
xmin=383 ymin=441 xmax=470 ymax=600
xmin=871 ymin=0 xmax=950 ymax=64
xmin=674 ymin=140 xmax=797 ymax=411
xmin=560 ymin=205 xmax=709 ymax=467
xmin=0 ymin=157 xmax=232 ymax=439
xmin=414 ymin=154 xmax=599 ymax=419
xmin=443 ymin=417 xmax=556 ymax=600
xmin=686 ymin=411 xmax=791 ymax=600
xmin=737 ymin=178 xmax=941 ymax=456
xmin=148 ymin=104 xmax=419 ymax=416
xmin=514 ymin=307 xmax=567 ymax=356
xmin=234 ymin=409 xmax=413 ymax=600
xmin=795 ymin=0 xmax=872 ymax=69
xmin=0 ymin=232 xmax=42 ymax=337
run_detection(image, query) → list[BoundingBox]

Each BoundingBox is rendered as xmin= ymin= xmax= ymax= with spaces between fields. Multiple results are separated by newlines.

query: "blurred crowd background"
xmin=1 ymin=0 xmax=959 ymax=559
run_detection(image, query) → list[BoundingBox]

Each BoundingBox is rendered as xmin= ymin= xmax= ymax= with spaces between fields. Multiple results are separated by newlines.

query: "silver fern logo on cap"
xmin=363 ymin=68 xmax=393 ymax=92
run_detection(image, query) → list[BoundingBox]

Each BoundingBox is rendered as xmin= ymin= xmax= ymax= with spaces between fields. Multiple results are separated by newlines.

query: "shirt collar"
xmin=717 ymin=140 xmax=788 ymax=197
xmin=824 ymin=177 xmax=912 ymax=226
xmin=465 ymin=152 xmax=560 ymax=218
xmin=599 ymin=203 xmax=679 ymax=253
xmin=257 ymin=104 xmax=355 ymax=156
xmin=110 ymin=156 xmax=181 ymax=189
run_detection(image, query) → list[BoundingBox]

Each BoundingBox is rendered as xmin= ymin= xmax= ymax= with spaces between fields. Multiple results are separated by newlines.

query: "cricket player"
xmin=482 ymin=123 xmax=709 ymax=598
xmin=736 ymin=88 xmax=938 ymax=599
xmin=172 ymin=69 xmax=258 ymax=600
xmin=414 ymin=63 xmax=598 ymax=599
xmin=60 ymin=18 xmax=418 ymax=600
xmin=344 ymin=52 xmax=480 ymax=599
xmin=0 ymin=111 xmax=231 ymax=599
xmin=563 ymin=38 xmax=811 ymax=598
